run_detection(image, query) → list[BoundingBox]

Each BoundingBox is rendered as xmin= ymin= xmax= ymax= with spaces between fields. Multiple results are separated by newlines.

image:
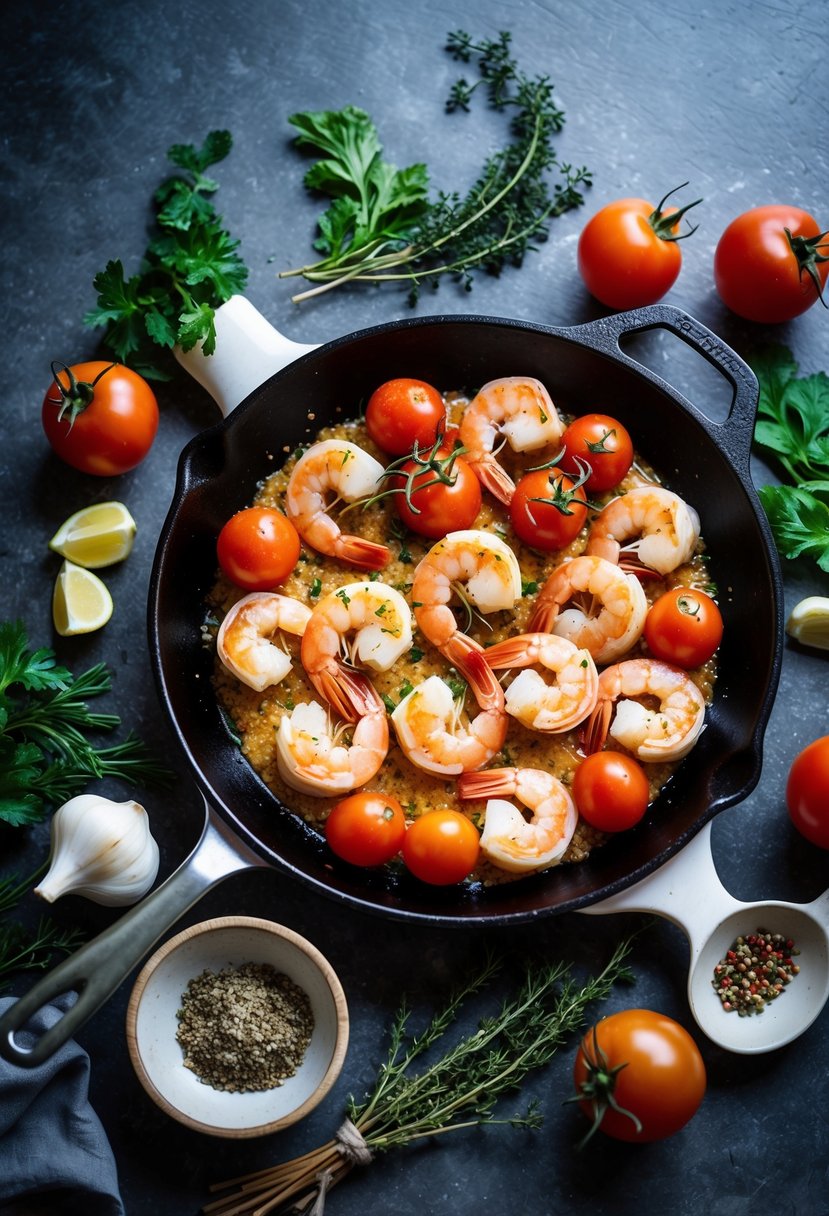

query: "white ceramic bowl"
xmin=126 ymin=916 xmax=349 ymax=1137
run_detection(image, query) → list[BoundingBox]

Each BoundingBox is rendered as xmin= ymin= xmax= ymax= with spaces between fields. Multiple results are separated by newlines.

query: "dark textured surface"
xmin=2 ymin=1 xmax=828 ymax=1213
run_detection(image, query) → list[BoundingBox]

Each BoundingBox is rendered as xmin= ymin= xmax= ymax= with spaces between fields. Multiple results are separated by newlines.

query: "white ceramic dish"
xmin=126 ymin=916 xmax=349 ymax=1137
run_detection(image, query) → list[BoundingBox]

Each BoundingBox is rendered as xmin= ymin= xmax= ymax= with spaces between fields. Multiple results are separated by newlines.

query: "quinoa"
xmin=208 ymin=396 xmax=716 ymax=884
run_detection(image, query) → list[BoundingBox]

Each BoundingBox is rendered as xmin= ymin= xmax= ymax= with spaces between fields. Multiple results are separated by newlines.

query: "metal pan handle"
xmin=0 ymin=802 xmax=266 ymax=1068
xmin=580 ymin=304 xmax=759 ymax=473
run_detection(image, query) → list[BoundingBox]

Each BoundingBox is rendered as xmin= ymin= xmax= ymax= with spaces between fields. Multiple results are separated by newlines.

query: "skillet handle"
xmin=0 ymin=802 xmax=267 ymax=1068
xmin=174 ymin=295 xmax=320 ymax=417
xmin=589 ymin=304 xmax=759 ymax=473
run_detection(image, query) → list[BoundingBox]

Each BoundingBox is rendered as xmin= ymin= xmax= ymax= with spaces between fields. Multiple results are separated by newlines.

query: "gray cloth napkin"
xmin=0 ymin=994 xmax=124 ymax=1216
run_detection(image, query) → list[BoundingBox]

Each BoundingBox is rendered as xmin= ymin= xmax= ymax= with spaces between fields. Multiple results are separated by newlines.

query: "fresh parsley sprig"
xmin=280 ymin=30 xmax=591 ymax=303
xmin=85 ymin=130 xmax=248 ymax=377
xmin=0 ymin=621 xmax=172 ymax=827
xmin=751 ymin=346 xmax=829 ymax=572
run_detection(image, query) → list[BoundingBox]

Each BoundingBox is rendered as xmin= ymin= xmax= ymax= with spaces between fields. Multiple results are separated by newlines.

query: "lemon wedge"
xmin=52 ymin=561 xmax=114 ymax=636
xmin=49 ymin=502 xmax=137 ymax=569
xmin=786 ymin=596 xmax=829 ymax=651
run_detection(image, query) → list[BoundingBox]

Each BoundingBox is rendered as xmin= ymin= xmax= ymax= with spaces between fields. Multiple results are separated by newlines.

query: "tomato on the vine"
xmin=509 ymin=465 xmax=589 ymax=551
xmin=573 ymin=1009 xmax=706 ymax=1144
xmin=217 ymin=506 xmax=301 ymax=590
xmin=560 ymin=413 xmax=634 ymax=492
xmin=42 ymin=361 xmax=159 ymax=476
xmin=786 ymin=736 xmax=829 ymax=849
xmin=714 ymin=205 xmax=828 ymax=323
xmin=401 ymin=809 xmax=480 ymax=885
xmin=644 ymin=587 xmax=723 ymax=668
xmin=572 ymin=752 xmax=650 ymax=832
xmin=325 ymin=792 xmax=407 ymax=867
xmin=365 ymin=378 xmax=447 ymax=456
xmin=393 ymin=439 xmax=481 ymax=538
xmin=577 ymin=185 xmax=701 ymax=310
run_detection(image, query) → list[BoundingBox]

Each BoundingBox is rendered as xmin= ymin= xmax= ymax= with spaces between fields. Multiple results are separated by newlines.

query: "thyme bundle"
xmin=281 ymin=29 xmax=591 ymax=303
xmin=207 ymin=938 xmax=635 ymax=1216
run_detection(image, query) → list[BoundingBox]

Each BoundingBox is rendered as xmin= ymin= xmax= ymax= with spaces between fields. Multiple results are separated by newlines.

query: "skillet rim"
xmin=148 ymin=307 xmax=784 ymax=926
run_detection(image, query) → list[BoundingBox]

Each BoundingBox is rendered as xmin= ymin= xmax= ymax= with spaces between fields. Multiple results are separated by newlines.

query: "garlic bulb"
xmin=35 ymin=794 xmax=160 ymax=907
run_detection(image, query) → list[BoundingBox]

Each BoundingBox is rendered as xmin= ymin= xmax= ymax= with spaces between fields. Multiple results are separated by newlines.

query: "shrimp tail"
xmin=334 ymin=535 xmax=391 ymax=571
xmin=526 ymin=597 xmax=559 ymax=634
xmin=581 ymin=699 xmax=612 ymax=754
xmin=310 ymin=665 xmax=379 ymax=723
xmin=441 ymin=634 xmax=504 ymax=710
xmin=470 ymin=459 xmax=516 ymax=507
xmin=483 ymin=635 xmax=532 ymax=669
xmin=457 ymin=767 xmax=515 ymax=800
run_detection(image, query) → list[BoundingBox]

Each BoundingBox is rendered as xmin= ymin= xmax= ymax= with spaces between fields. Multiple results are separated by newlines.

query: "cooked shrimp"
xmin=582 ymin=657 xmax=706 ymax=762
xmin=527 ymin=555 xmax=647 ymax=665
xmin=390 ymin=674 xmax=506 ymax=777
xmin=484 ymin=632 xmax=599 ymax=733
xmin=412 ymin=529 xmax=521 ymax=704
xmin=586 ymin=485 xmax=700 ymax=575
xmin=301 ymin=581 xmax=412 ymax=722
xmin=459 ymin=376 xmax=564 ymax=505
xmin=276 ymin=698 xmax=388 ymax=797
xmin=216 ymin=592 xmax=312 ymax=692
xmin=457 ymin=767 xmax=577 ymax=873
xmin=286 ymin=439 xmax=390 ymax=570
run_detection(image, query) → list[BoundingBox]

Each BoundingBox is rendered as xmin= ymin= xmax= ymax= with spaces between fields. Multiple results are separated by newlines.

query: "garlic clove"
xmin=35 ymin=794 xmax=160 ymax=907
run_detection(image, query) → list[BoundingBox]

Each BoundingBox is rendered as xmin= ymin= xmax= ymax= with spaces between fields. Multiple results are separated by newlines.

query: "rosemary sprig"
xmin=281 ymin=30 xmax=591 ymax=303
xmin=0 ymin=868 xmax=85 ymax=994
xmin=208 ymin=938 xmax=635 ymax=1216
xmin=0 ymin=620 xmax=172 ymax=827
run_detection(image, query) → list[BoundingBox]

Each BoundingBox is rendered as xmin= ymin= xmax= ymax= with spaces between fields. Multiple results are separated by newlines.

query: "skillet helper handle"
xmin=174 ymin=294 xmax=319 ymax=418
xmin=0 ymin=805 xmax=266 ymax=1068
xmin=580 ymin=823 xmax=741 ymax=963
xmin=596 ymin=304 xmax=759 ymax=472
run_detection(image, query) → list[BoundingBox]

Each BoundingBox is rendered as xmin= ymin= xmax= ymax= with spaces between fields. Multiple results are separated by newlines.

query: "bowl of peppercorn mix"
xmin=126 ymin=915 xmax=349 ymax=1136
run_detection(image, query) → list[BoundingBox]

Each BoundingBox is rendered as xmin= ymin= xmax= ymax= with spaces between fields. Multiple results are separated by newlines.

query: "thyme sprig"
xmin=367 ymin=435 xmax=466 ymax=516
xmin=281 ymin=30 xmax=591 ymax=303
xmin=208 ymin=938 xmax=636 ymax=1216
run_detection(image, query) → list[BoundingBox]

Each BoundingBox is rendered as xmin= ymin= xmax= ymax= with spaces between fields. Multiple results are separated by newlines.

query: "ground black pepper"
xmin=176 ymin=962 xmax=314 ymax=1091
xmin=711 ymin=929 xmax=801 ymax=1016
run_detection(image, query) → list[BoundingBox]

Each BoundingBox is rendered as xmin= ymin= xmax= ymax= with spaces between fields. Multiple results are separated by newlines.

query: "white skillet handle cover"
xmin=579 ymin=822 xmax=742 ymax=963
xmin=174 ymin=294 xmax=320 ymax=417
xmin=0 ymin=805 xmax=268 ymax=1068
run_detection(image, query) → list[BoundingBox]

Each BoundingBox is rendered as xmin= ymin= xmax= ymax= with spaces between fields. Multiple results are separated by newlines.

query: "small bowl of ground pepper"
xmin=126 ymin=916 xmax=349 ymax=1137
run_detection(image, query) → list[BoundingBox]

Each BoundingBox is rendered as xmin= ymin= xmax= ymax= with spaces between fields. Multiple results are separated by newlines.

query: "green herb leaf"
xmin=758 ymin=483 xmax=829 ymax=572
xmin=85 ymin=132 xmax=248 ymax=374
xmin=281 ymin=32 xmax=590 ymax=303
xmin=0 ymin=622 xmax=172 ymax=827
xmin=752 ymin=347 xmax=829 ymax=483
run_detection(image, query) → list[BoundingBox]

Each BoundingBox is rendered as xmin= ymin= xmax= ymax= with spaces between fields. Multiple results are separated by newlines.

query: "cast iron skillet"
xmin=0 ymin=302 xmax=783 ymax=1065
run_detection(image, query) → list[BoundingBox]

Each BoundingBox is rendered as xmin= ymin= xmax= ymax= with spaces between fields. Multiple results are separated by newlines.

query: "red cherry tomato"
xmin=217 ymin=507 xmax=301 ymax=590
xmin=572 ymin=752 xmax=651 ymax=832
xmin=644 ymin=588 xmax=724 ymax=669
xmin=573 ymin=1009 xmax=706 ymax=1143
xmin=394 ymin=443 xmax=481 ymax=539
xmin=41 ymin=361 xmax=159 ymax=476
xmin=365 ymin=378 xmax=447 ymax=456
xmin=325 ymin=792 xmax=407 ymax=867
xmin=786 ymin=736 xmax=829 ymax=849
xmin=401 ymin=810 xmax=480 ymax=885
xmin=509 ymin=467 xmax=588 ymax=552
xmin=560 ymin=413 xmax=634 ymax=493
xmin=714 ymin=205 xmax=828 ymax=323
xmin=577 ymin=186 xmax=701 ymax=310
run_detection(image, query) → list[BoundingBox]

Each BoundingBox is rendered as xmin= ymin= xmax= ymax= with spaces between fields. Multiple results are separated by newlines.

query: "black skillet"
xmin=0 ymin=301 xmax=783 ymax=1065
